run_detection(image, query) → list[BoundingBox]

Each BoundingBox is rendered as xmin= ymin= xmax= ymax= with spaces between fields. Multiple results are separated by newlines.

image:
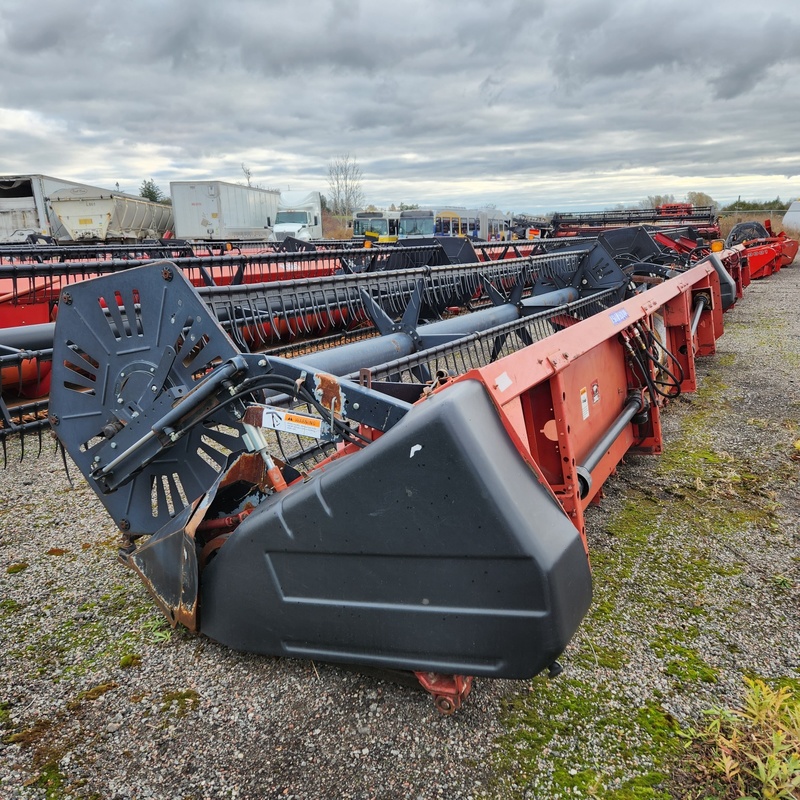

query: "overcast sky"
xmin=1 ymin=0 xmax=799 ymax=212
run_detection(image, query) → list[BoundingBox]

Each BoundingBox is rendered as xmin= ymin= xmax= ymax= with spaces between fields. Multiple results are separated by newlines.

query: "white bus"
xmin=350 ymin=210 xmax=400 ymax=243
xmin=397 ymin=208 xmax=436 ymax=239
xmin=434 ymin=207 xmax=512 ymax=241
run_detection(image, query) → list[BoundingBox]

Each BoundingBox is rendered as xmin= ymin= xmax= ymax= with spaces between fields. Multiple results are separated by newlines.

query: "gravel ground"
xmin=1 ymin=258 xmax=798 ymax=799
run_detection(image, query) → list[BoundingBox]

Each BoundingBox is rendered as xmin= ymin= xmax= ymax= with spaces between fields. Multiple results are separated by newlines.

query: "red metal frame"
xmin=413 ymin=673 xmax=473 ymax=715
xmin=444 ymin=261 xmax=723 ymax=544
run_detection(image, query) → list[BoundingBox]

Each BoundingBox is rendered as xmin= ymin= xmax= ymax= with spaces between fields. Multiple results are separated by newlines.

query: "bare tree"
xmin=640 ymin=194 xmax=676 ymax=209
xmin=241 ymin=163 xmax=253 ymax=187
xmin=686 ymin=191 xmax=718 ymax=210
xmin=327 ymin=153 xmax=365 ymax=216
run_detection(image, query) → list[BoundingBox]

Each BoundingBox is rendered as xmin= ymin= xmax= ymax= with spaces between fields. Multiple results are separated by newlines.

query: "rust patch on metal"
xmin=217 ymin=450 xmax=272 ymax=492
xmin=313 ymin=372 xmax=345 ymax=418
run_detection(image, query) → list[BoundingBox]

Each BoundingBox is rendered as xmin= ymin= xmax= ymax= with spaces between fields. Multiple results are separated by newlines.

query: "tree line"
xmin=639 ymin=191 xmax=792 ymax=212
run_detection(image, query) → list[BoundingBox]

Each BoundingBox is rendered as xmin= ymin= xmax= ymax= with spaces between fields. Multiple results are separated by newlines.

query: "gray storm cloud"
xmin=0 ymin=0 xmax=798 ymax=211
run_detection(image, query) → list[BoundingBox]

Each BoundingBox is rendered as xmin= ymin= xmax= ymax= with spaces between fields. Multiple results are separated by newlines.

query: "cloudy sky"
xmin=1 ymin=0 xmax=799 ymax=213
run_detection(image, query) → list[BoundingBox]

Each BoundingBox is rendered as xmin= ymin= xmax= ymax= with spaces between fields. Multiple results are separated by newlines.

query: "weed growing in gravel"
xmin=678 ymin=676 xmax=800 ymax=799
xmin=142 ymin=614 xmax=173 ymax=643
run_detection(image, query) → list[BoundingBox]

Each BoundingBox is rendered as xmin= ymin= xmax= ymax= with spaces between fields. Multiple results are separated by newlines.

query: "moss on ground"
xmin=496 ymin=677 xmax=681 ymax=798
xmin=2 ymin=577 xmax=172 ymax=682
xmin=489 ymin=351 xmax=800 ymax=797
xmin=160 ymin=689 xmax=200 ymax=717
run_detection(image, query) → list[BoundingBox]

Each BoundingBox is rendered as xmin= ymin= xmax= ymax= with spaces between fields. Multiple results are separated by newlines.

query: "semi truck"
xmin=170 ymin=181 xmax=280 ymax=240
xmin=269 ymin=191 xmax=323 ymax=242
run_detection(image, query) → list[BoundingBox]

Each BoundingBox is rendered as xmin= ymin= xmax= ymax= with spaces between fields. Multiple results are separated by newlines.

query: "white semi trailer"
xmin=48 ymin=187 xmax=173 ymax=242
xmin=170 ymin=181 xmax=280 ymax=240
xmin=269 ymin=191 xmax=323 ymax=242
xmin=0 ymin=174 xmax=174 ymax=243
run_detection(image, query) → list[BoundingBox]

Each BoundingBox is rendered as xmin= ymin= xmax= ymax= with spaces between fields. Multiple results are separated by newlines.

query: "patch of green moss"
xmin=160 ymin=689 xmax=199 ymax=717
xmin=495 ymin=677 xmax=680 ymax=798
xmin=119 ymin=653 xmax=142 ymax=669
xmin=66 ymin=681 xmax=118 ymax=711
xmin=1 ymin=576 xmax=167 ymax=682
xmin=2 ymin=718 xmax=51 ymax=746
xmin=0 ymin=597 xmax=22 ymax=616
xmin=587 ymin=496 xmax=662 ymax=632
xmin=32 ymin=760 xmax=66 ymax=800
xmin=650 ymin=630 xmax=718 ymax=687
xmin=0 ymin=701 xmax=12 ymax=729
xmin=571 ymin=642 xmax=627 ymax=670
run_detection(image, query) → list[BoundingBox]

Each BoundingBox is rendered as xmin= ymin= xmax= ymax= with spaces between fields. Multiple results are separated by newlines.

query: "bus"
xmin=434 ymin=208 xmax=512 ymax=241
xmin=350 ymin=210 xmax=400 ymax=243
xmin=397 ymin=208 xmax=436 ymax=239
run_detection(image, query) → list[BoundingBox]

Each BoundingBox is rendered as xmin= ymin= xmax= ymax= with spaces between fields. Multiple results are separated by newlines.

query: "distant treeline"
xmin=718 ymin=196 xmax=791 ymax=212
xmin=639 ymin=192 xmax=791 ymax=213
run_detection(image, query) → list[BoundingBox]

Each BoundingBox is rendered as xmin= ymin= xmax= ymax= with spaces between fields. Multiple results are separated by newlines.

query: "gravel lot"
xmin=1 ymin=257 xmax=798 ymax=799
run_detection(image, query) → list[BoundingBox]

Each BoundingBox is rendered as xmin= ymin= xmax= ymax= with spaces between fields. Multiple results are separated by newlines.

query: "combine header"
xmin=724 ymin=220 xmax=798 ymax=278
xmin=10 ymin=215 xmax=750 ymax=713
xmin=549 ymin=204 xmax=720 ymax=238
xmin=0 ymin=238 xmax=585 ymax=435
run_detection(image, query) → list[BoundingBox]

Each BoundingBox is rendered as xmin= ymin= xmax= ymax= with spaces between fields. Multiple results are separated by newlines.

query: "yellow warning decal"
xmin=260 ymin=406 xmax=323 ymax=439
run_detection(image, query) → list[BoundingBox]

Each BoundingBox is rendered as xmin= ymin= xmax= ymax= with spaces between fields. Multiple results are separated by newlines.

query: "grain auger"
xmin=31 ymin=234 xmax=731 ymax=712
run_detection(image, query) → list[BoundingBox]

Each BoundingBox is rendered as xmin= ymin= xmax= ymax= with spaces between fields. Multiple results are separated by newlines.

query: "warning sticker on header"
xmin=580 ymin=387 xmax=590 ymax=420
xmin=609 ymin=309 xmax=630 ymax=325
xmin=260 ymin=406 xmax=323 ymax=439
